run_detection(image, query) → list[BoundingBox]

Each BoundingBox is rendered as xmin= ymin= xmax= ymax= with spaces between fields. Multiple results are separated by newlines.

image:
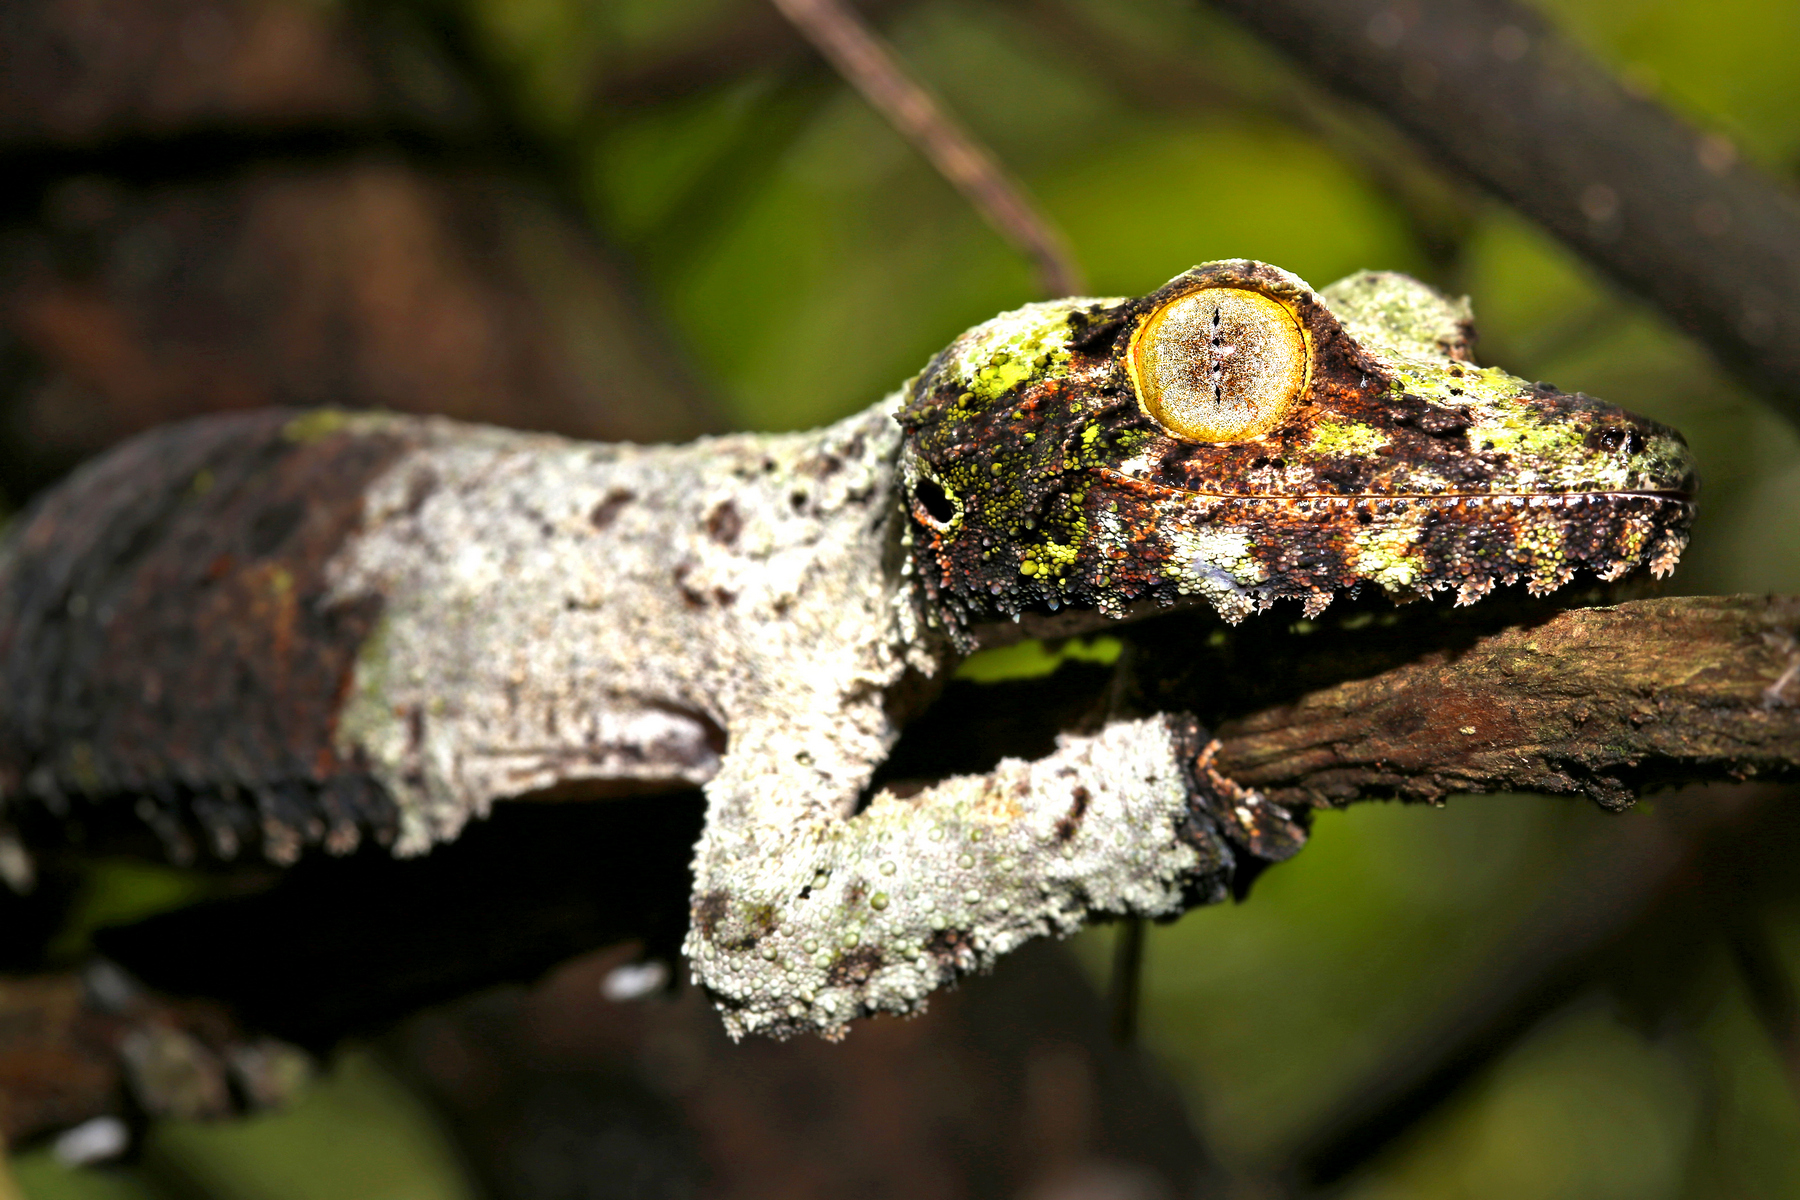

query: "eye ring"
xmin=1127 ymin=286 xmax=1309 ymax=442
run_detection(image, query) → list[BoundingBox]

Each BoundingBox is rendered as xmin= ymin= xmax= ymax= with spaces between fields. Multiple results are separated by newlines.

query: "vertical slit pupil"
xmin=1211 ymin=304 xmax=1225 ymax=404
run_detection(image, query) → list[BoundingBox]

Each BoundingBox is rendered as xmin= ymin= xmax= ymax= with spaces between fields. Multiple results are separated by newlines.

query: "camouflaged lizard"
xmin=0 ymin=261 xmax=1695 ymax=1041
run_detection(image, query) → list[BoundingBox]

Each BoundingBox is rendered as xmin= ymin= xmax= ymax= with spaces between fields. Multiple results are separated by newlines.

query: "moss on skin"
xmin=899 ymin=261 xmax=1697 ymax=646
xmin=282 ymin=409 xmax=354 ymax=444
xmin=940 ymin=301 xmax=1092 ymax=404
xmin=1309 ymin=420 xmax=1390 ymax=457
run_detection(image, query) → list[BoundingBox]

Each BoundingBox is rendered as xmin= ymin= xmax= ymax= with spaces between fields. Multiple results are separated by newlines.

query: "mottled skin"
xmin=899 ymin=260 xmax=1694 ymax=647
xmin=684 ymin=261 xmax=1695 ymax=1038
xmin=0 ymin=260 xmax=1700 ymax=1043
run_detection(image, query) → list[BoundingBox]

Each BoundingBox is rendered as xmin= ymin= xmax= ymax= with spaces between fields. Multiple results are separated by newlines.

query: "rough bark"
xmin=891 ymin=590 xmax=1800 ymax=814
xmin=1209 ymin=593 xmax=1800 ymax=808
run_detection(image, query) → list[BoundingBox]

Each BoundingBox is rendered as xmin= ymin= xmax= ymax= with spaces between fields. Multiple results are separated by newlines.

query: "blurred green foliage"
xmin=13 ymin=0 xmax=1800 ymax=1195
xmin=45 ymin=862 xmax=228 ymax=966
xmin=15 ymin=1051 xmax=472 ymax=1200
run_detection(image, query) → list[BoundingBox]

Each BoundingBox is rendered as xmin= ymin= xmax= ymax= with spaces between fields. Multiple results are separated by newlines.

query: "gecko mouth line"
xmin=1098 ymin=471 xmax=1694 ymax=507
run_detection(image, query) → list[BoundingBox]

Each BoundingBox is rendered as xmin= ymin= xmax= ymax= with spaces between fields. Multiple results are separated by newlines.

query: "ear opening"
xmin=913 ymin=473 xmax=958 ymax=528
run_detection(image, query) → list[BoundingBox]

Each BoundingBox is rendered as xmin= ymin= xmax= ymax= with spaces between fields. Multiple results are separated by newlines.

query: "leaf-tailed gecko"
xmin=0 ymin=262 xmax=1695 ymax=1040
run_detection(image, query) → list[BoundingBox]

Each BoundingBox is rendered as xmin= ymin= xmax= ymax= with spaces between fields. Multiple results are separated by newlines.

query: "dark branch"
xmin=897 ymin=591 xmax=1800 ymax=813
xmin=1204 ymin=0 xmax=1800 ymax=425
xmin=1207 ymin=593 xmax=1800 ymax=810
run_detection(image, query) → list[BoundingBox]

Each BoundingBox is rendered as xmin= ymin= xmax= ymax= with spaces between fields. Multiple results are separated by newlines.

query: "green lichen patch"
xmin=282 ymin=409 xmax=354 ymax=444
xmin=1320 ymin=270 xmax=1474 ymax=363
xmin=1309 ymin=420 xmax=1390 ymax=457
xmin=940 ymin=301 xmax=1087 ymax=405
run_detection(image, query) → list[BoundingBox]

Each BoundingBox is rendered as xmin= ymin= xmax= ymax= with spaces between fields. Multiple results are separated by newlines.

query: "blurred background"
xmin=3 ymin=0 xmax=1800 ymax=1196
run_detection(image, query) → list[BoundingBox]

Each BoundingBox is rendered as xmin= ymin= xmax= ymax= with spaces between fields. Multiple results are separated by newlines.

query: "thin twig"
xmin=594 ymin=0 xmax=920 ymax=107
xmin=769 ymin=0 xmax=1086 ymax=297
xmin=1108 ymin=917 xmax=1145 ymax=1047
xmin=1723 ymin=905 xmax=1800 ymax=1104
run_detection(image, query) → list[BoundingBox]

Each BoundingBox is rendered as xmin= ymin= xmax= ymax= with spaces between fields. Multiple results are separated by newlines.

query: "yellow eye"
xmin=1127 ymin=287 xmax=1308 ymax=442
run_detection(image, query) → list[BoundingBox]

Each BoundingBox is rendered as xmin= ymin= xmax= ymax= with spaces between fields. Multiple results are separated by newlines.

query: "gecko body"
xmin=685 ymin=262 xmax=1692 ymax=1037
xmin=0 ymin=263 xmax=1694 ymax=1040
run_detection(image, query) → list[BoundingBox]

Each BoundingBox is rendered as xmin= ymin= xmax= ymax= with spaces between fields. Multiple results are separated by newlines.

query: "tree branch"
xmin=1204 ymin=0 xmax=1800 ymax=425
xmin=1208 ymin=593 xmax=1800 ymax=809
xmin=894 ymin=591 xmax=1800 ymax=813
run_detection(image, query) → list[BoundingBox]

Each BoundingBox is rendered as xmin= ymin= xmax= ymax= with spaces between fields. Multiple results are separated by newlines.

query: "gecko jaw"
xmin=1095 ymin=469 xmax=1695 ymax=507
xmin=1079 ymin=466 xmax=1696 ymax=624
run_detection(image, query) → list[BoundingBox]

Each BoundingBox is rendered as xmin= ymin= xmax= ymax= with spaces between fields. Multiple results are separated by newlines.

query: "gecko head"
xmin=897 ymin=260 xmax=1696 ymax=643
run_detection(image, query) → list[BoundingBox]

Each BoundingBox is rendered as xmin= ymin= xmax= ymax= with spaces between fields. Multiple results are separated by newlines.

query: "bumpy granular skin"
xmin=899 ymin=261 xmax=1694 ymax=647
xmin=0 ymin=261 xmax=1698 ymax=1042
xmin=686 ymin=263 xmax=1695 ymax=1039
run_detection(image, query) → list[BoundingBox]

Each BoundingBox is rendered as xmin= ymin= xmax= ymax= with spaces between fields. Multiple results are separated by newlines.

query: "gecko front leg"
xmin=684 ymin=712 xmax=1304 ymax=1040
xmin=691 ymin=259 xmax=1692 ymax=1039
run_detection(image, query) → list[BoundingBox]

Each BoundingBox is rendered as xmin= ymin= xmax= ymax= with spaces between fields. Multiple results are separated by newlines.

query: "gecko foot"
xmin=684 ymin=714 xmax=1308 ymax=1040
